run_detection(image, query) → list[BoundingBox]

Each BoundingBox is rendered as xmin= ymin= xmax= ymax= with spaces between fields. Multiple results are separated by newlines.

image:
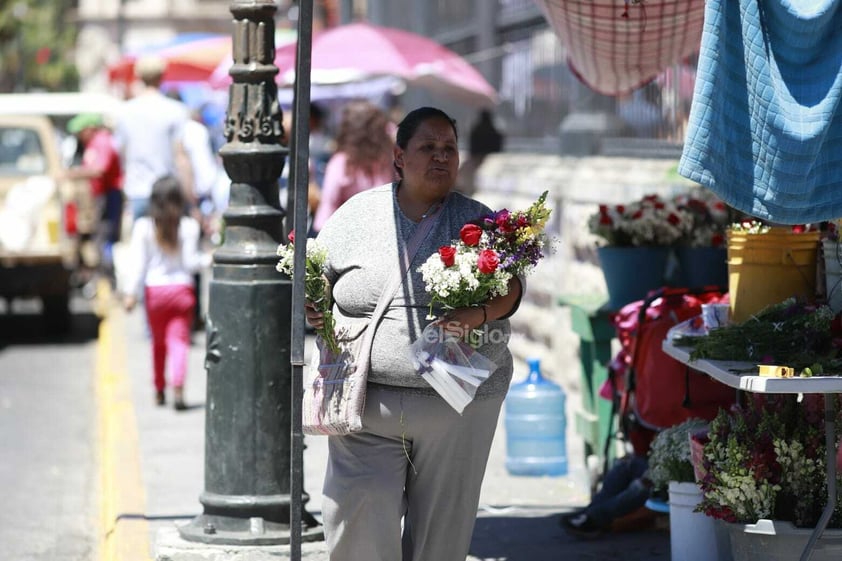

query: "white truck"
xmin=0 ymin=93 xmax=124 ymax=332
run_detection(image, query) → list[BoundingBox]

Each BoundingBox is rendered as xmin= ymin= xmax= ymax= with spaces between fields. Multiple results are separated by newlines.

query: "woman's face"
xmin=394 ymin=116 xmax=459 ymax=199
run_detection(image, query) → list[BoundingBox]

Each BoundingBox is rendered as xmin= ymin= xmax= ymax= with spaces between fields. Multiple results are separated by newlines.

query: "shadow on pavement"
xmin=470 ymin=513 xmax=670 ymax=561
xmin=0 ymin=310 xmax=100 ymax=349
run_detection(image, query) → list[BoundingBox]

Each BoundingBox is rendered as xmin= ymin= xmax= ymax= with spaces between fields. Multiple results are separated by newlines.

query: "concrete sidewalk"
xmin=104 ymin=296 xmax=670 ymax=561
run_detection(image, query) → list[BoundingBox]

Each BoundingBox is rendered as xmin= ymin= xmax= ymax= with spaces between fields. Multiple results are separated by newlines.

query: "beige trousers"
xmin=321 ymin=384 xmax=504 ymax=561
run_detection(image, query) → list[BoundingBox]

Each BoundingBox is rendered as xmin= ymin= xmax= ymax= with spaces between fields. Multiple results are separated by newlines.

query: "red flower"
xmin=599 ymin=214 xmax=613 ymax=226
xmin=460 ymin=224 xmax=482 ymax=246
xmin=667 ymin=212 xmax=681 ymax=225
xmin=616 ymin=204 xmax=625 ymax=213
xmin=495 ymin=210 xmax=516 ymax=233
xmin=477 ymin=249 xmax=500 ymax=274
xmin=711 ymin=233 xmax=725 ymax=247
xmin=791 ymin=224 xmax=806 ymax=233
xmin=288 ymin=231 xmax=295 ymax=243
xmin=438 ymin=245 xmax=456 ymax=267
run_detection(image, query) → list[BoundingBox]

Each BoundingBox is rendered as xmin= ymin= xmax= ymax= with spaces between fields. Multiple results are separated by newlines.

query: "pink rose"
xmin=477 ymin=249 xmax=499 ymax=274
xmin=288 ymin=231 xmax=295 ymax=243
xmin=438 ymin=246 xmax=456 ymax=267
xmin=460 ymin=224 xmax=482 ymax=246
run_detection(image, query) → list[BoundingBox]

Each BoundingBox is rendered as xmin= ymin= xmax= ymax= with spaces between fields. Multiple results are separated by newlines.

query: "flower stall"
xmin=585 ymin=202 xmax=842 ymax=559
xmin=578 ymin=182 xmax=842 ymax=560
xmin=663 ymin=297 xmax=842 ymax=561
xmin=588 ymin=188 xmax=738 ymax=310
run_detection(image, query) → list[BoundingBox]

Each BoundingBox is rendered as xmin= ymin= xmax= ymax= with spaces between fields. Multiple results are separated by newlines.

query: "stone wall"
xmin=471 ymin=153 xmax=698 ymax=390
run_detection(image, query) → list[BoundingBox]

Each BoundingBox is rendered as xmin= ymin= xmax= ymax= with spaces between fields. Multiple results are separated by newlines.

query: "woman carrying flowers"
xmin=304 ymin=107 xmax=525 ymax=561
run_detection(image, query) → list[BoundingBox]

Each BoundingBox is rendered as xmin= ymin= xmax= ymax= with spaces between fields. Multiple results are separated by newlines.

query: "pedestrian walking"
xmin=310 ymin=99 xmax=396 ymax=234
xmin=122 ymin=176 xmax=209 ymax=410
xmin=113 ymin=55 xmax=194 ymax=223
xmin=64 ymin=112 xmax=124 ymax=285
xmin=304 ymin=106 xmax=523 ymax=561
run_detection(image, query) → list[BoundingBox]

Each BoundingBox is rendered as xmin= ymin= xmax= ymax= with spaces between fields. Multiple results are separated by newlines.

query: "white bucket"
xmin=727 ymin=519 xmax=842 ymax=561
xmin=668 ymin=481 xmax=732 ymax=561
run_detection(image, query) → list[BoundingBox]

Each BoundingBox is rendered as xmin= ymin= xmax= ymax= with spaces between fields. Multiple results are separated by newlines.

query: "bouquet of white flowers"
xmin=276 ymin=232 xmax=338 ymax=353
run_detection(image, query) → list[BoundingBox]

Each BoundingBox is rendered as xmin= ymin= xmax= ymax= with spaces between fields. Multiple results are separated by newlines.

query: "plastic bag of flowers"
xmin=697 ymin=393 xmax=842 ymax=528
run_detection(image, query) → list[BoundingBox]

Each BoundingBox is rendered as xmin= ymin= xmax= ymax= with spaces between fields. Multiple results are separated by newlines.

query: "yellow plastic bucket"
xmin=727 ymin=228 xmax=819 ymax=323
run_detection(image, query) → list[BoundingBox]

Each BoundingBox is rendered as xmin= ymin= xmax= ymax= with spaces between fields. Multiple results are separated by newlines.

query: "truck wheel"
xmin=43 ymin=293 xmax=71 ymax=334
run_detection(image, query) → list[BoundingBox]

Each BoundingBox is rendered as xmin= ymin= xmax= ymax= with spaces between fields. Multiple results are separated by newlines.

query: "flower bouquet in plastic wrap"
xmin=413 ymin=191 xmax=552 ymax=413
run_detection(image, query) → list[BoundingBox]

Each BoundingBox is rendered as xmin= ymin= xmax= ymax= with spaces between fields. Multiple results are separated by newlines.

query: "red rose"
xmin=477 ymin=249 xmax=499 ymax=274
xmin=667 ymin=213 xmax=681 ymax=225
xmin=792 ymin=224 xmax=806 ymax=233
xmin=438 ymin=245 xmax=456 ymax=267
xmin=460 ymin=224 xmax=482 ymax=246
xmin=711 ymin=233 xmax=725 ymax=247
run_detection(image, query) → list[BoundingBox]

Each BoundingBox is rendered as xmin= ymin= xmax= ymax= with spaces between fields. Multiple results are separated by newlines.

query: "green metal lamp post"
xmin=178 ymin=0 xmax=320 ymax=545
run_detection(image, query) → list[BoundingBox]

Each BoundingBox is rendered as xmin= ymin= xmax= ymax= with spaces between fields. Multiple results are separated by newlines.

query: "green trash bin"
xmin=558 ymin=293 xmax=619 ymax=494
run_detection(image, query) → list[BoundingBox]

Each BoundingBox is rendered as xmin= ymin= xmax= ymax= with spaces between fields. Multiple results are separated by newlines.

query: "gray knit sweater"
xmin=316 ymin=182 xmax=515 ymax=399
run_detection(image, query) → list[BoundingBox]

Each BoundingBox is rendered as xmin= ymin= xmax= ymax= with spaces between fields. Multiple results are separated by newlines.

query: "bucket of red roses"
xmin=671 ymin=189 xmax=736 ymax=289
xmin=588 ymin=193 xmax=690 ymax=310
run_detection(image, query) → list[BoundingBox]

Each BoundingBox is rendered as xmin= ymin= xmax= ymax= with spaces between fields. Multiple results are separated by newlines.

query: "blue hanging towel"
xmin=678 ymin=0 xmax=842 ymax=224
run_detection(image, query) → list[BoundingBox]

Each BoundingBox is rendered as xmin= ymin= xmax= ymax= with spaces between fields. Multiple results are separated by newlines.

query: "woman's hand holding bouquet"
xmin=413 ymin=191 xmax=552 ymax=413
xmin=276 ymin=232 xmax=338 ymax=353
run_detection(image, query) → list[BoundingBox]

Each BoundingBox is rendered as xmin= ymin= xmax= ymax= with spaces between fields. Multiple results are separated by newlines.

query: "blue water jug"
xmin=505 ymin=357 xmax=568 ymax=476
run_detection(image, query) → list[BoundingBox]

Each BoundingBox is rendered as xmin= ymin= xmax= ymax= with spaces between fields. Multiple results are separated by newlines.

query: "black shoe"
xmin=173 ymin=387 xmax=187 ymax=411
xmin=560 ymin=511 xmax=604 ymax=539
xmin=155 ymin=391 xmax=166 ymax=406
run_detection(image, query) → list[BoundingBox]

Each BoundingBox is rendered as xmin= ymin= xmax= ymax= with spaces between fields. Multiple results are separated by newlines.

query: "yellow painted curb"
xmin=96 ymin=281 xmax=152 ymax=561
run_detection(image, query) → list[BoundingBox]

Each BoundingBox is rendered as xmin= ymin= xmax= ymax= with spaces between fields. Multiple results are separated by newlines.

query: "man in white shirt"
xmin=114 ymin=55 xmax=194 ymax=222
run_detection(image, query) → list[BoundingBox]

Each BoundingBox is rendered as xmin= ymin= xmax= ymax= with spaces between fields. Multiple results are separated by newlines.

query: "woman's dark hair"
xmin=395 ymin=107 xmax=458 ymax=150
xmin=149 ymin=175 xmax=186 ymax=253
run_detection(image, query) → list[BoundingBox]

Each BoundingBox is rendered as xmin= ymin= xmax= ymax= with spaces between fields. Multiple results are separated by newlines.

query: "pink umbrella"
xmin=211 ymin=22 xmax=498 ymax=107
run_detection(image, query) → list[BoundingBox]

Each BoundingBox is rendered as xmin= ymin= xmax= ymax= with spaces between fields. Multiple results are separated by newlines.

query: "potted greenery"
xmin=698 ymin=393 xmax=842 ymax=561
xmin=648 ymin=418 xmax=731 ymax=561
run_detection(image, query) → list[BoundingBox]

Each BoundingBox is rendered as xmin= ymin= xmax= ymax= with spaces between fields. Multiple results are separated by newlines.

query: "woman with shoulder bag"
xmin=305 ymin=106 xmax=522 ymax=561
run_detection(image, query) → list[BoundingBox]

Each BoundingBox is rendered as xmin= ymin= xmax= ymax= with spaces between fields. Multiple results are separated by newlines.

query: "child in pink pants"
xmin=123 ymin=176 xmax=208 ymax=410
